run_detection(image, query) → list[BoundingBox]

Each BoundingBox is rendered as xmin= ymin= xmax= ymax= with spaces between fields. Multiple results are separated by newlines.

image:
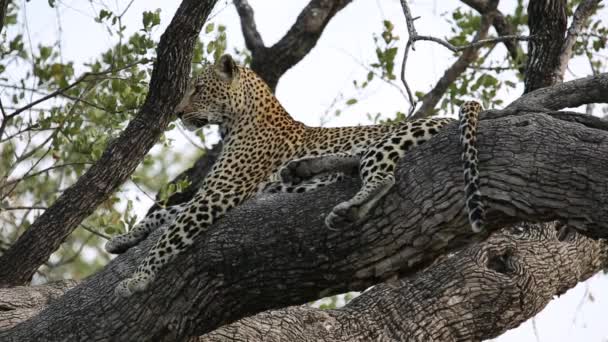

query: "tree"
xmin=0 ymin=0 xmax=607 ymax=341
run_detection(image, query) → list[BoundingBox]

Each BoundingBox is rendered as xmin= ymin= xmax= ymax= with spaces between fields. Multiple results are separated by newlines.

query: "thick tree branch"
xmin=524 ymin=0 xmax=567 ymax=92
xmin=506 ymin=72 xmax=608 ymax=112
xmin=200 ymin=223 xmax=608 ymax=342
xmin=0 ymin=0 xmax=219 ymax=286
xmin=235 ymin=0 xmax=353 ymax=91
xmin=4 ymin=73 xmax=608 ymax=340
xmin=0 ymin=280 xmax=77 ymax=330
xmin=556 ymin=0 xmax=601 ymax=79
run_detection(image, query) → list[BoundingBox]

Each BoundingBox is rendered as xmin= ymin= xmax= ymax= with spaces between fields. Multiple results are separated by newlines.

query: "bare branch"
xmin=0 ymin=98 xmax=8 ymax=141
xmin=556 ymin=0 xmax=602 ymax=79
xmin=238 ymin=0 xmax=353 ymax=91
xmin=80 ymin=224 xmax=110 ymax=240
xmin=411 ymin=13 xmax=493 ymax=119
xmin=399 ymin=0 xmax=531 ymax=115
xmin=461 ymin=0 xmax=525 ymax=73
xmin=0 ymin=162 xmax=92 ymax=190
xmin=233 ymin=0 xmax=264 ymax=52
xmin=507 ymin=72 xmax=608 ymax=112
xmin=0 ymin=206 xmax=47 ymax=211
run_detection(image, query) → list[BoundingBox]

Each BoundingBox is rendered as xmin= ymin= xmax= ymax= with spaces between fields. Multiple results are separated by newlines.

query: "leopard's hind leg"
xmin=325 ymin=119 xmax=451 ymax=229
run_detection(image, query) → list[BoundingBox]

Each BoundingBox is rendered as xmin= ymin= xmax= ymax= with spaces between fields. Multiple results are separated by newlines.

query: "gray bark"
xmin=200 ymin=223 xmax=608 ymax=342
xmin=2 ymin=73 xmax=608 ymax=341
xmin=524 ymin=0 xmax=567 ymax=92
xmin=0 ymin=281 xmax=77 ymax=330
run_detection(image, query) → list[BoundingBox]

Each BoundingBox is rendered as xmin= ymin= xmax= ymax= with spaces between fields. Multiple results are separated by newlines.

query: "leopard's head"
xmin=175 ymin=54 xmax=246 ymax=131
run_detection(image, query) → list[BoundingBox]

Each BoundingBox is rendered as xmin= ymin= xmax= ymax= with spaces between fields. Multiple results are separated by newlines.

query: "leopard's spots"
xmin=109 ymin=54 xmax=484 ymax=297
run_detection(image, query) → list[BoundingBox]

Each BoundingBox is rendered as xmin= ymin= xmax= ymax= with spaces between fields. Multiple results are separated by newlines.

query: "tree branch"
xmin=232 ymin=0 xmax=264 ymax=53
xmin=3 ymin=73 xmax=608 ymax=340
xmin=399 ymin=0 xmax=530 ymax=116
xmin=0 ymin=0 xmax=219 ymax=287
xmin=411 ymin=12 xmax=493 ymax=119
xmin=556 ymin=0 xmax=601 ymax=79
xmin=524 ymin=0 xmax=567 ymax=92
xmin=0 ymin=280 xmax=77 ymax=330
xmin=199 ymin=223 xmax=608 ymax=342
xmin=506 ymin=72 xmax=608 ymax=112
xmin=461 ymin=0 xmax=525 ymax=74
xmin=237 ymin=0 xmax=353 ymax=91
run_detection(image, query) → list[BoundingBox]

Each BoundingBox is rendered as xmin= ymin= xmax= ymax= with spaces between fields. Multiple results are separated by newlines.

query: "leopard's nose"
xmin=176 ymin=111 xmax=184 ymax=119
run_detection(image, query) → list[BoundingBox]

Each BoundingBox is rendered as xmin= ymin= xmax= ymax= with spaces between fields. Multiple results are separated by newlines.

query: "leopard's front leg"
xmin=105 ymin=204 xmax=185 ymax=254
xmin=115 ymin=192 xmax=238 ymax=297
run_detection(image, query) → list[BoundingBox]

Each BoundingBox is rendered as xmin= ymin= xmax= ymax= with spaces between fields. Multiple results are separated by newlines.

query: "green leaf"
xmin=205 ymin=23 xmax=215 ymax=34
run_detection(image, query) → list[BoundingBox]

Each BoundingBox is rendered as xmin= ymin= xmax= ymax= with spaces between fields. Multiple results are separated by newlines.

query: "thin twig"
xmin=7 ymin=58 xmax=150 ymax=119
xmin=80 ymin=223 xmax=111 ymax=240
xmin=0 ymin=206 xmax=47 ymax=211
xmin=0 ymin=162 xmax=92 ymax=189
xmin=398 ymin=0 xmax=531 ymax=115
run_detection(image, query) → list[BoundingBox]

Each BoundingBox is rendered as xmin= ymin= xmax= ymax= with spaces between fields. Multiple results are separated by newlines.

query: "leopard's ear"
xmin=214 ymin=54 xmax=239 ymax=82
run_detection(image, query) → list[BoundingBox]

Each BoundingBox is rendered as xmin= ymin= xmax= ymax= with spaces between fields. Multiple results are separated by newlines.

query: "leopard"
xmin=107 ymin=54 xmax=485 ymax=297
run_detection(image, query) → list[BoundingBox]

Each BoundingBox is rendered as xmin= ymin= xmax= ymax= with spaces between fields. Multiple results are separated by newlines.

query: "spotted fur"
xmin=108 ymin=54 xmax=484 ymax=296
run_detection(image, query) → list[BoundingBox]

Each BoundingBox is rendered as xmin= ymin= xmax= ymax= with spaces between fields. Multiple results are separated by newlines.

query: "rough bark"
xmin=2 ymin=73 xmax=608 ymax=340
xmin=0 ymin=0 xmax=219 ymax=286
xmin=0 ymin=280 xmax=77 ymax=330
xmin=234 ymin=0 xmax=353 ymax=91
xmin=199 ymin=223 xmax=608 ymax=342
xmin=524 ymin=0 xmax=567 ymax=92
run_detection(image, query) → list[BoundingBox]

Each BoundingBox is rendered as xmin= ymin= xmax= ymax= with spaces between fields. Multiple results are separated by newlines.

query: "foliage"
xmin=0 ymin=1 xmax=606 ymax=290
xmin=0 ymin=2 xmax=231 ymax=282
xmin=335 ymin=2 xmax=606 ymax=124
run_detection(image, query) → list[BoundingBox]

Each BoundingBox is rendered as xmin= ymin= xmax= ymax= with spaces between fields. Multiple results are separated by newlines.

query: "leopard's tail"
xmin=458 ymin=101 xmax=485 ymax=232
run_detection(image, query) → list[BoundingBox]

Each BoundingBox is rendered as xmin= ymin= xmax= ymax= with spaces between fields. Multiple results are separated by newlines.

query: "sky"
xmin=15 ymin=0 xmax=608 ymax=341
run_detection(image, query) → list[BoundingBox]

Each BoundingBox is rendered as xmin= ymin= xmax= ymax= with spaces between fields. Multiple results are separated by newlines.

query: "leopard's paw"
xmin=105 ymin=234 xmax=138 ymax=254
xmin=325 ymin=201 xmax=362 ymax=230
xmin=280 ymin=158 xmax=323 ymax=185
xmin=114 ymin=272 xmax=154 ymax=297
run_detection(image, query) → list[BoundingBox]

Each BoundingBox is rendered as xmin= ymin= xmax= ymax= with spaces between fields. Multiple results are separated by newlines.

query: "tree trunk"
xmin=200 ymin=223 xmax=608 ymax=342
xmin=0 ymin=0 xmax=219 ymax=287
xmin=2 ymin=74 xmax=608 ymax=340
xmin=524 ymin=0 xmax=567 ymax=92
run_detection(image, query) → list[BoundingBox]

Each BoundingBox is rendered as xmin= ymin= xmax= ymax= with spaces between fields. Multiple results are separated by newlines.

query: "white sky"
xmin=17 ymin=1 xmax=608 ymax=341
